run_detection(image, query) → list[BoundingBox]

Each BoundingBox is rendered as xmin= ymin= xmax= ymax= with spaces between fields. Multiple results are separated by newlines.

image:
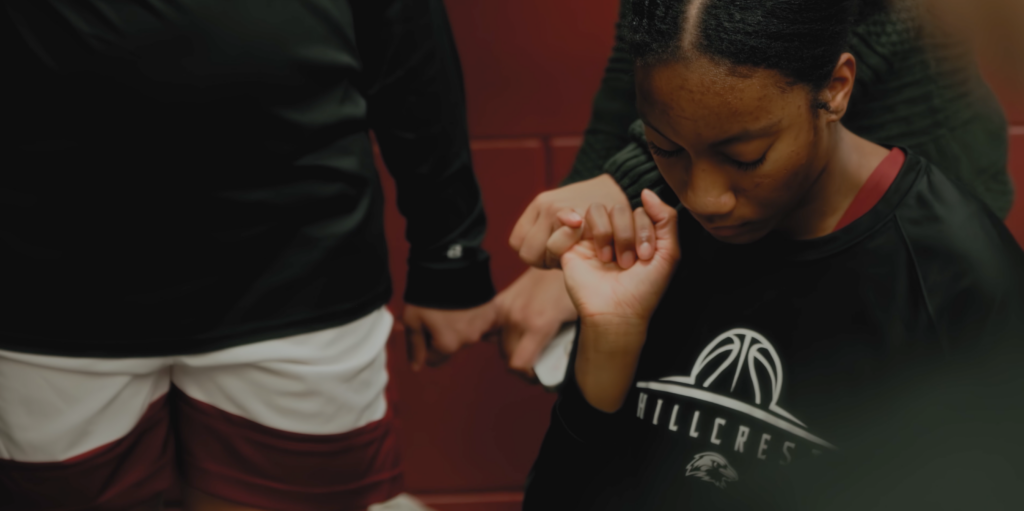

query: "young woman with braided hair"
xmin=521 ymin=1 xmax=1024 ymax=509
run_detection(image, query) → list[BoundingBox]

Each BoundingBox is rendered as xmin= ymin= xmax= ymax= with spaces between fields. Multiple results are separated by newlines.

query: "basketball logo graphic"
xmin=637 ymin=328 xmax=836 ymax=450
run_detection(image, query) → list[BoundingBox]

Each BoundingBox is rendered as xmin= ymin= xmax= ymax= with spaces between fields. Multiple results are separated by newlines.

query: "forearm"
xmin=358 ymin=0 xmax=495 ymax=308
xmin=574 ymin=316 xmax=648 ymax=413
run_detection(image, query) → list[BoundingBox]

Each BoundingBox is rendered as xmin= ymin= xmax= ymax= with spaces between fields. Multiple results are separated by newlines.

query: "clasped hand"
xmin=544 ymin=189 xmax=681 ymax=324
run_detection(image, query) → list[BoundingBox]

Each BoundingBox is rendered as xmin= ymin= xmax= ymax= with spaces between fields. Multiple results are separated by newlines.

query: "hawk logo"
xmin=685 ymin=452 xmax=739 ymax=489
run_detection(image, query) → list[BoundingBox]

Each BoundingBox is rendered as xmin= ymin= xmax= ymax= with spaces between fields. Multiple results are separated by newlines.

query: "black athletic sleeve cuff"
xmin=403 ymin=249 xmax=496 ymax=309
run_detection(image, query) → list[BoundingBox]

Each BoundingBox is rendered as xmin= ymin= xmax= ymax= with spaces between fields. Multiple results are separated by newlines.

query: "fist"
xmin=549 ymin=190 xmax=681 ymax=322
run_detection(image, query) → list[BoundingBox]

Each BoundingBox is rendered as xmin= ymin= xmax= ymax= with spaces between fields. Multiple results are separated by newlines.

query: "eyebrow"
xmin=642 ymin=118 xmax=781 ymax=148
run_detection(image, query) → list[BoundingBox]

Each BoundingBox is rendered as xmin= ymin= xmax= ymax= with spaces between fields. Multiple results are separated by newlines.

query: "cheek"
xmin=653 ymin=158 xmax=690 ymax=200
xmin=739 ymin=150 xmax=815 ymax=214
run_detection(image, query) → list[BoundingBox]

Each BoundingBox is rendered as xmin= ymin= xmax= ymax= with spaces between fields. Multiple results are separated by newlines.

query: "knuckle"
xmin=523 ymin=318 xmax=548 ymax=333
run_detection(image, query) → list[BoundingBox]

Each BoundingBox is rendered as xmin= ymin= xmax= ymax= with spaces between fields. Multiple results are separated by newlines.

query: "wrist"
xmin=577 ymin=314 xmax=648 ymax=357
xmin=574 ymin=320 xmax=646 ymax=413
xmin=579 ymin=313 xmax=648 ymax=334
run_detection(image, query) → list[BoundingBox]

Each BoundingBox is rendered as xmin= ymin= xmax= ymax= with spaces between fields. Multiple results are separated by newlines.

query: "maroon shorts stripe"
xmin=174 ymin=387 xmax=403 ymax=511
xmin=0 ymin=395 xmax=176 ymax=511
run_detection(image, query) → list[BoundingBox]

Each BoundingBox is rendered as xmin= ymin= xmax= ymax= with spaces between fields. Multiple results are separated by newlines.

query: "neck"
xmin=777 ymin=125 xmax=889 ymax=239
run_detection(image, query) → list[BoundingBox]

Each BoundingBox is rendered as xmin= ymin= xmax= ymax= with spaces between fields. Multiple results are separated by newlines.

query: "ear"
xmin=820 ymin=53 xmax=856 ymax=121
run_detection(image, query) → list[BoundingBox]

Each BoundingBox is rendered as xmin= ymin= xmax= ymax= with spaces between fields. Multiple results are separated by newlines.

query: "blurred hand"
xmin=510 ymin=174 xmax=632 ymax=268
xmin=494 ymin=267 xmax=578 ymax=380
xmin=403 ymin=301 xmax=497 ymax=371
xmin=552 ymin=190 xmax=680 ymax=323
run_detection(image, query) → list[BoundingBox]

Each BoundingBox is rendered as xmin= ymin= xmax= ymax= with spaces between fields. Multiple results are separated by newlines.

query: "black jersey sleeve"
xmin=893 ymin=164 xmax=1024 ymax=351
xmin=353 ymin=0 xmax=494 ymax=309
xmin=524 ymin=333 xmax=630 ymax=511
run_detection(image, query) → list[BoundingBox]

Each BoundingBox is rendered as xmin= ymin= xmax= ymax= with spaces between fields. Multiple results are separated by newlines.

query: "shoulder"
xmin=893 ymin=156 xmax=1024 ymax=339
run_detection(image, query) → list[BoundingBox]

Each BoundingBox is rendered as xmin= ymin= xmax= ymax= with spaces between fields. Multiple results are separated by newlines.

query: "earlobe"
xmin=826 ymin=53 xmax=856 ymax=121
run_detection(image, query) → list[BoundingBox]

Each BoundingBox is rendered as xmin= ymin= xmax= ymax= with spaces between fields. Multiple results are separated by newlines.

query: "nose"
xmin=682 ymin=163 xmax=736 ymax=221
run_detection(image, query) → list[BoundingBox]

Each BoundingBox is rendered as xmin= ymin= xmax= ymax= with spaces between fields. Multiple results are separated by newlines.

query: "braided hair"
xmin=624 ymin=0 xmax=888 ymax=92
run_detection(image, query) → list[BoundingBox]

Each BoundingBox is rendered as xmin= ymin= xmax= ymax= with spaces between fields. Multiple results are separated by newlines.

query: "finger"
xmin=481 ymin=329 xmax=501 ymax=344
xmin=533 ymin=209 xmax=582 ymax=268
xmin=405 ymin=326 xmax=428 ymax=372
xmin=424 ymin=327 xmax=455 ymax=367
xmin=518 ymin=220 xmax=556 ymax=267
xmin=545 ymin=224 xmax=583 ymax=269
xmin=509 ymin=202 xmax=539 ymax=252
xmin=499 ymin=325 xmax=523 ymax=362
xmin=611 ymin=204 xmax=637 ymax=269
xmin=555 ymin=209 xmax=584 ymax=229
xmin=585 ymin=204 xmax=614 ymax=263
xmin=429 ymin=330 xmax=465 ymax=356
xmin=640 ymin=189 xmax=675 ymax=225
xmin=633 ymin=207 xmax=656 ymax=261
xmin=640 ymin=189 xmax=680 ymax=255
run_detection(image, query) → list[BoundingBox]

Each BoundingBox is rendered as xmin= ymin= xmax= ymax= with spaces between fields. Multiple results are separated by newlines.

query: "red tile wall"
xmin=381 ymin=3 xmax=1024 ymax=509
xmin=980 ymin=64 xmax=1024 ymax=246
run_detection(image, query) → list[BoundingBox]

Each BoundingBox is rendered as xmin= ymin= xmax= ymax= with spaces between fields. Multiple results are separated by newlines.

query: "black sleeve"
xmin=561 ymin=0 xmax=639 ymax=186
xmin=524 ymin=330 xmax=628 ymax=510
xmin=352 ymin=0 xmax=494 ymax=309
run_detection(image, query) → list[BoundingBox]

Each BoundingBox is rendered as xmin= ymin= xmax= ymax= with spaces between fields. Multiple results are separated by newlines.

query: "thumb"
xmin=641 ymin=189 xmax=677 ymax=229
xmin=405 ymin=326 xmax=427 ymax=372
xmin=640 ymin=189 xmax=679 ymax=253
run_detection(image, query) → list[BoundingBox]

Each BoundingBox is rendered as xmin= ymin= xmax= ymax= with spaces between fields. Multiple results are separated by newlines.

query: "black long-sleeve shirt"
xmin=1 ymin=0 xmax=494 ymax=357
xmin=526 ymin=150 xmax=1024 ymax=510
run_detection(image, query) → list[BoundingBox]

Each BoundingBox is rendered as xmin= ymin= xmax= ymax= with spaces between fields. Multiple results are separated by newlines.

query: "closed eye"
xmin=730 ymin=154 xmax=766 ymax=171
xmin=647 ymin=141 xmax=686 ymax=159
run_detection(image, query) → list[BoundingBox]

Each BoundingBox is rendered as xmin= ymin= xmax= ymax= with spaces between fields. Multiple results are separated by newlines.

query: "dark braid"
xmin=624 ymin=0 xmax=884 ymax=91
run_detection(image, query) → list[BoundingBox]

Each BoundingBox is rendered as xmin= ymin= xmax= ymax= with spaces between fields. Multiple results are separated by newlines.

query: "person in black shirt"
xmin=0 ymin=1 xmax=494 ymax=510
xmin=521 ymin=0 xmax=1024 ymax=509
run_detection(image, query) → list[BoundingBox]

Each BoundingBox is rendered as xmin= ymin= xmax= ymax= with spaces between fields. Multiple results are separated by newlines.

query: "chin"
xmin=704 ymin=222 xmax=772 ymax=245
xmin=709 ymin=231 xmax=765 ymax=245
